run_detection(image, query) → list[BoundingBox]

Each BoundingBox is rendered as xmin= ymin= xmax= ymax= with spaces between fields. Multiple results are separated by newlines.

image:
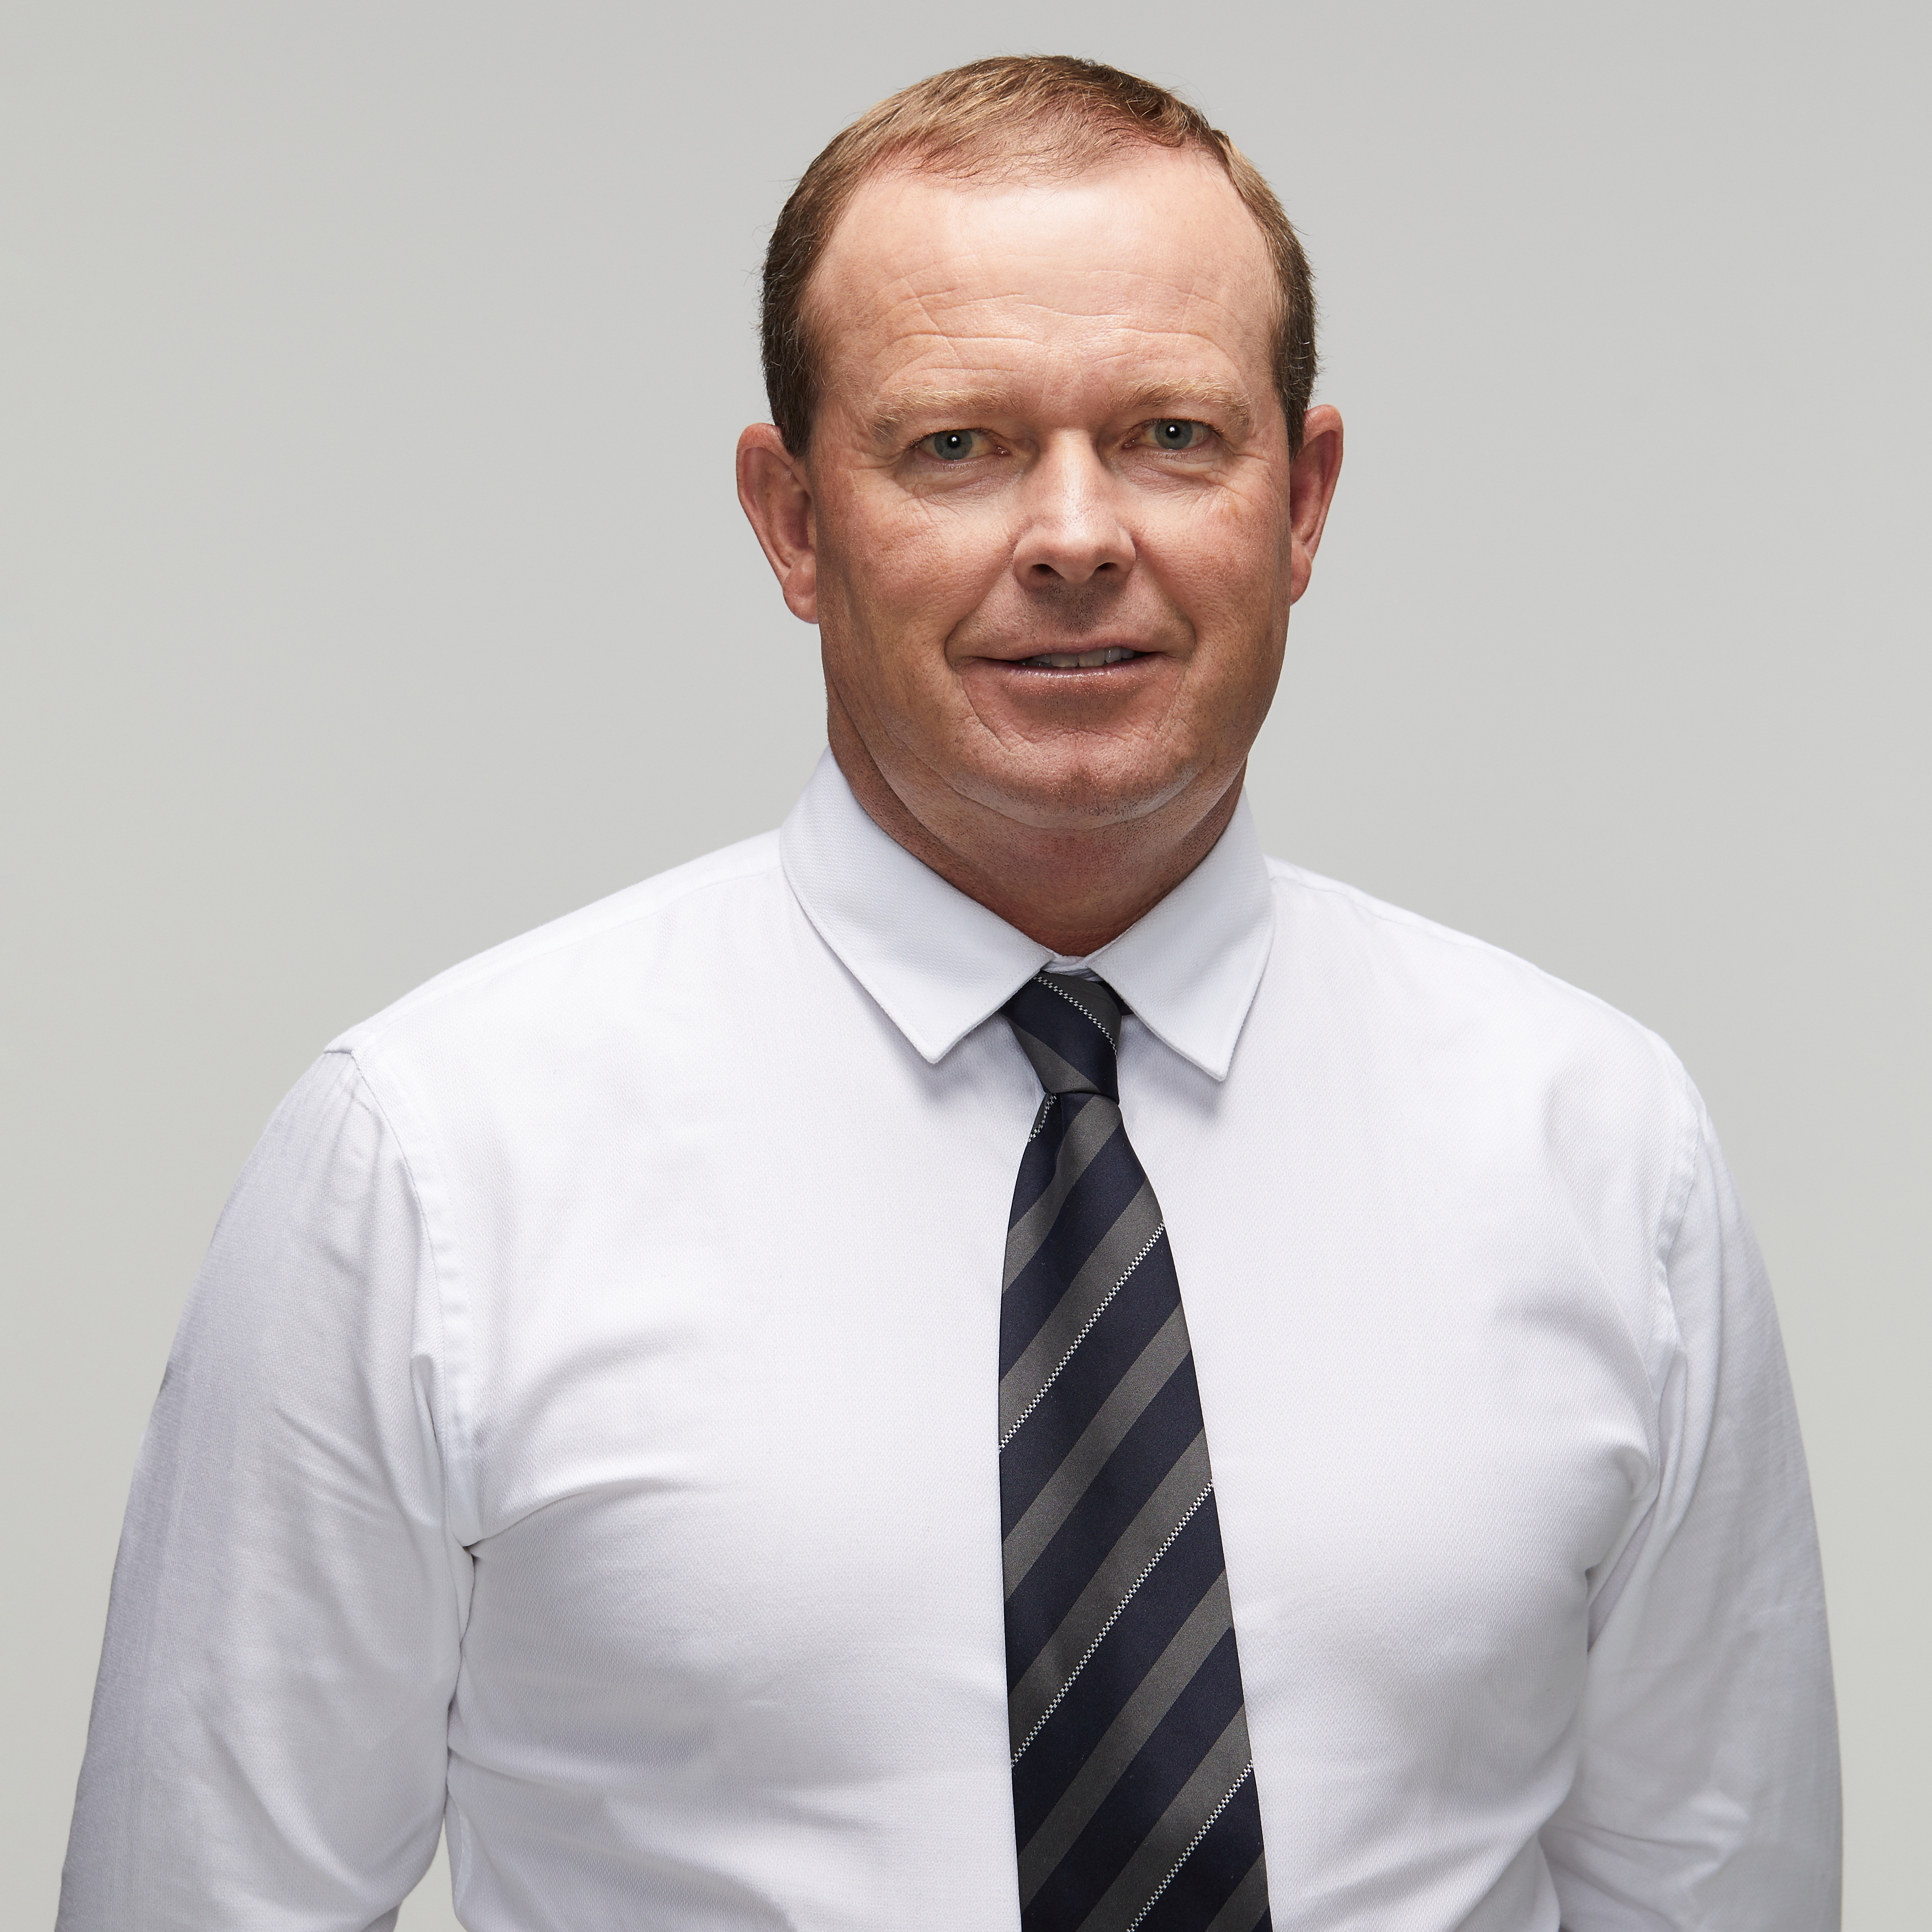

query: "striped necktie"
xmin=999 ymin=972 xmax=1271 ymax=1932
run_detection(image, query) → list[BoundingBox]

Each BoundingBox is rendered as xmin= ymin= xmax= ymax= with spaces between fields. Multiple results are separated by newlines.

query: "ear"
xmin=736 ymin=424 xmax=819 ymax=623
xmin=1286 ymin=404 xmax=1345 ymax=606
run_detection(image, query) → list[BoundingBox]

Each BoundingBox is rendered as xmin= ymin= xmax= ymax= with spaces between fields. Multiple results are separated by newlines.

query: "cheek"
xmin=1153 ymin=490 xmax=1291 ymax=639
xmin=827 ymin=490 xmax=1008 ymax=653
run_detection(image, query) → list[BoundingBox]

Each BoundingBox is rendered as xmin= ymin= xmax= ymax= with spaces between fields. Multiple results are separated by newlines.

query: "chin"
xmin=965 ymin=753 xmax=1201 ymax=833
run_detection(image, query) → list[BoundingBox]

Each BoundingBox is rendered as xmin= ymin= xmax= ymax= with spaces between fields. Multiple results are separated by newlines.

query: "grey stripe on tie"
xmin=999 ymin=1179 xmax=1164 ymax=1442
xmin=1009 ymin=1433 xmax=1212 ymax=1717
xmin=1079 ymin=1724 xmax=1255 ymax=1932
xmin=1013 ymin=1484 xmax=1213 ymax=1764
xmin=1005 ymin=1096 xmax=1123 ymax=1287
xmin=1002 ymin=1305 xmax=1193 ymax=1594
xmin=1017 ymin=1573 xmax=1236 ymax=1903
xmin=1011 ymin=1023 xmax=1107 ymax=1100
xmin=1199 ymin=1851 xmax=1270 ymax=1932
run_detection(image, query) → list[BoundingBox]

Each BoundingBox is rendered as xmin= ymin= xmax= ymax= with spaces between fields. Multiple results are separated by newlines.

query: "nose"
xmin=1010 ymin=434 xmax=1136 ymax=587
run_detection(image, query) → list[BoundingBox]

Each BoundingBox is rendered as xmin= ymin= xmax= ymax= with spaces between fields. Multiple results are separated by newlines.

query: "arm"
xmin=1542 ymin=1095 xmax=1840 ymax=1929
xmin=57 ymin=1050 xmax=467 ymax=1931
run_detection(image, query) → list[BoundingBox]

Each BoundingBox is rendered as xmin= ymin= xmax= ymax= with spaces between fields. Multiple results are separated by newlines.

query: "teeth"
xmin=1024 ymin=647 xmax=1138 ymax=668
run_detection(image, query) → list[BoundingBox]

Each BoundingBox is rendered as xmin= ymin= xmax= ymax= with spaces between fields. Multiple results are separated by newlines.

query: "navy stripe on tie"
xmin=1005 ymin=1366 xmax=1206 ymax=1684
xmin=1000 ymin=1233 xmax=1186 ymax=1532
xmin=1011 ymin=1496 xmax=1227 ymax=1840
xmin=1001 ymin=1107 xmax=1147 ymax=1372
xmin=1010 ymin=1096 xmax=1065 ymax=1225
xmin=1134 ymin=1769 xmax=1267 ymax=1932
xmin=1008 ymin=985 xmax=1121 ymax=1100
xmin=1020 ymin=1633 xmax=1248 ymax=1930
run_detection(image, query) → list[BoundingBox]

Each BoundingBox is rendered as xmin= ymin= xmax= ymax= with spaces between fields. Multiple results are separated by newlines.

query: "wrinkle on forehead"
xmin=865 ymin=269 xmax=1256 ymax=348
xmin=809 ymin=151 xmax=1278 ymax=433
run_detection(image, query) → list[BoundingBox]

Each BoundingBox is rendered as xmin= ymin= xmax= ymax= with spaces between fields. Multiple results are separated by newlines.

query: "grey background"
xmin=3 ymin=3 xmax=1923 ymax=1926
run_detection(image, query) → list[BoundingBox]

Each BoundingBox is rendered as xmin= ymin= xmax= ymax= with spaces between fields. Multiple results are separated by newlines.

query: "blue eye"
xmin=923 ymin=431 xmax=979 ymax=461
xmin=1149 ymin=419 xmax=1205 ymax=450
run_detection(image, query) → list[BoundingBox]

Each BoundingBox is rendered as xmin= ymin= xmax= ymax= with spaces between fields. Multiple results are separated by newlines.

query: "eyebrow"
xmin=1116 ymin=379 xmax=1255 ymax=432
xmin=868 ymin=377 xmax=1257 ymax=445
xmin=869 ymin=388 xmax=1008 ymax=444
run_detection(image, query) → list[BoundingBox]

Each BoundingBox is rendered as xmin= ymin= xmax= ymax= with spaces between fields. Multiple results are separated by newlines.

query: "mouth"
xmin=1012 ymin=646 xmax=1144 ymax=670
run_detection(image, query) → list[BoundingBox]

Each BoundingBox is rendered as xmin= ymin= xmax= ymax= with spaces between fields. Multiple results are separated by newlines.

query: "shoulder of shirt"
xmin=1260 ymin=853 xmax=1699 ymax=1103
xmin=326 ymin=830 xmax=785 ymax=1059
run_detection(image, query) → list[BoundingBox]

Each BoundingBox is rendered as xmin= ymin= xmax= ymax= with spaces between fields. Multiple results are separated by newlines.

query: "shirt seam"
xmin=1582 ymin=1050 xmax=1703 ymax=1647
xmin=1652 ymin=1059 xmax=1707 ymax=1322
xmin=322 ymin=1042 xmax=482 ymax=1568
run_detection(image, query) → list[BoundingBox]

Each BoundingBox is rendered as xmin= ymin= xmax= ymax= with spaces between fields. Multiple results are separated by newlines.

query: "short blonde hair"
xmin=760 ymin=55 xmax=1318 ymax=455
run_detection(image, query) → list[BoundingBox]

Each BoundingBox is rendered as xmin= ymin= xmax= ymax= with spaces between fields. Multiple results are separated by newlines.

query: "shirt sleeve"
xmin=57 ymin=1049 xmax=468 ymax=1932
xmin=1540 ymin=1091 xmax=1841 ymax=1929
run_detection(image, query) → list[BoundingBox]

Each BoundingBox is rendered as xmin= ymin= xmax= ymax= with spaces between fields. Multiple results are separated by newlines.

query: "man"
xmin=60 ymin=55 xmax=1838 ymax=1932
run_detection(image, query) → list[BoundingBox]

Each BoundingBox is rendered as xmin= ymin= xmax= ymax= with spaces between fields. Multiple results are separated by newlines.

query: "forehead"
xmin=807 ymin=148 xmax=1279 ymax=423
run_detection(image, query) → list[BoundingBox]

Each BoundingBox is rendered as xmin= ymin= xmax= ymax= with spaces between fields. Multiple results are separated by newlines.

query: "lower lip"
xmin=1002 ymin=650 xmax=1150 ymax=675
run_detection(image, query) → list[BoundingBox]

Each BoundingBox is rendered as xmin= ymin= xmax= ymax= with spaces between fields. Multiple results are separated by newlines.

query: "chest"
xmin=450 ymin=1027 xmax=1654 ymax=1799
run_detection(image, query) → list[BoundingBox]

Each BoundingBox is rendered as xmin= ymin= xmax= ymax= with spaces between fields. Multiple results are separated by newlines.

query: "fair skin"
xmin=737 ymin=145 xmax=1344 ymax=955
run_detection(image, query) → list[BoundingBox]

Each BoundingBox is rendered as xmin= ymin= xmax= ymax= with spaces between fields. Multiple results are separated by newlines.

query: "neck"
xmin=827 ymin=703 xmax=1243 ymax=957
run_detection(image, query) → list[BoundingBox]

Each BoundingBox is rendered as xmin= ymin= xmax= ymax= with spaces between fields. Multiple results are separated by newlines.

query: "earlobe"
xmin=735 ymin=424 xmax=820 ymax=623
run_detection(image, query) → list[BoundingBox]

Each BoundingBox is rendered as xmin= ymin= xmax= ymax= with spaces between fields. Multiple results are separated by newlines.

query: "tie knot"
xmin=1003 ymin=972 xmax=1123 ymax=1101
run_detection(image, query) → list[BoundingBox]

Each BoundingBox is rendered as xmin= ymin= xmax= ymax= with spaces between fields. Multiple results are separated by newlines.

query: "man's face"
xmin=747 ymin=148 xmax=1336 ymax=840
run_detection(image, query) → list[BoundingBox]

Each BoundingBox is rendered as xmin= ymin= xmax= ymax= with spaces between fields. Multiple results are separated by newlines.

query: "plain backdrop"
xmin=3 ymin=3 xmax=1924 ymax=1926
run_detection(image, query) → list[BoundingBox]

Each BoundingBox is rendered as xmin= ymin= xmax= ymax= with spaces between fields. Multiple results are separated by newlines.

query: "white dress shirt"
xmin=60 ymin=751 xmax=1839 ymax=1931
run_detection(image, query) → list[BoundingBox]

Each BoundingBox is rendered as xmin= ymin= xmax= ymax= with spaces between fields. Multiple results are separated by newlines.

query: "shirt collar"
xmin=778 ymin=750 xmax=1275 ymax=1081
